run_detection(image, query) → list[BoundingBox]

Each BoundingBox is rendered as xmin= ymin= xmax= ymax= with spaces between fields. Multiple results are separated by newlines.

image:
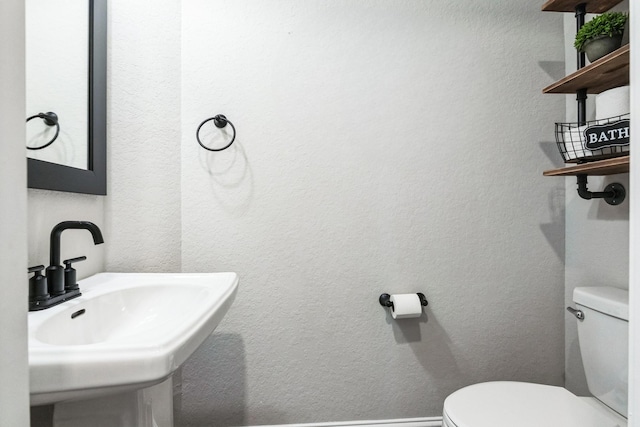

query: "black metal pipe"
xmin=575 ymin=4 xmax=588 ymax=125
xmin=575 ymin=3 xmax=587 ymax=69
xmin=576 ymin=175 xmax=611 ymax=199
xmin=577 ymin=89 xmax=588 ymax=125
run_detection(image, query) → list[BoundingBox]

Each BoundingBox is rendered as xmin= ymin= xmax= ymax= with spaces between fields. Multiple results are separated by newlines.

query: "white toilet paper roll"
xmin=390 ymin=294 xmax=423 ymax=319
xmin=596 ymin=86 xmax=630 ymax=120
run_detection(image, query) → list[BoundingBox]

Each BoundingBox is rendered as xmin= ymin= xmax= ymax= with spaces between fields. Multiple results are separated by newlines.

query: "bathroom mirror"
xmin=26 ymin=0 xmax=107 ymax=195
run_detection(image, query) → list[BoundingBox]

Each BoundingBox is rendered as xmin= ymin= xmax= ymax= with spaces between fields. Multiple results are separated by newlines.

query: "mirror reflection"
xmin=26 ymin=0 xmax=89 ymax=170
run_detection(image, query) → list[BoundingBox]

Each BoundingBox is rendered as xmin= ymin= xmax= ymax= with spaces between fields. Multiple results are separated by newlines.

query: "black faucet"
xmin=45 ymin=221 xmax=104 ymax=297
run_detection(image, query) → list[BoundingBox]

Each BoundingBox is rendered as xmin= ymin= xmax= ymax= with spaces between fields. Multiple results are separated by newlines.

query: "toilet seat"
xmin=442 ymin=382 xmax=626 ymax=427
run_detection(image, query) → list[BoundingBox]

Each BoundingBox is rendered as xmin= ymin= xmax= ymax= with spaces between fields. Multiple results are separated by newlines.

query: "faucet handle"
xmin=28 ymin=265 xmax=45 ymax=274
xmin=63 ymin=256 xmax=87 ymax=292
xmin=28 ymin=265 xmax=49 ymax=301
xmin=63 ymin=256 xmax=87 ymax=266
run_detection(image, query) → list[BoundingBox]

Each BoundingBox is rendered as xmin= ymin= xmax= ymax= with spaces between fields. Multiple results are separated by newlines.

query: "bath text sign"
xmin=583 ymin=119 xmax=630 ymax=151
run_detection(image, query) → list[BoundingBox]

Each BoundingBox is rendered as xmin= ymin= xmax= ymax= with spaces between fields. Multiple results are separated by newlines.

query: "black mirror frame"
xmin=27 ymin=0 xmax=107 ymax=196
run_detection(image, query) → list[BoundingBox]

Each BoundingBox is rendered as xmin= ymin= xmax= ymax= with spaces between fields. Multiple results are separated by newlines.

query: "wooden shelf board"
xmin=543 ymin=155 xmax=629 ymax=176
xmin=542 ymin=0 xmax=623 ymax=13
xmin=543 ymin=44 xmax=629 ymax=95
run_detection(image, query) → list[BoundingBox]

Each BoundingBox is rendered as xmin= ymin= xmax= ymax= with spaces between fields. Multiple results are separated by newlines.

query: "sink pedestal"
xmin=52 ymin=377 xmax=174 ymax=427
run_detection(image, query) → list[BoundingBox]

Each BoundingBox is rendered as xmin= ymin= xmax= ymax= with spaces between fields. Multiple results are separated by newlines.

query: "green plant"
xmin=574 ymin=12 xmax=628 ymax=51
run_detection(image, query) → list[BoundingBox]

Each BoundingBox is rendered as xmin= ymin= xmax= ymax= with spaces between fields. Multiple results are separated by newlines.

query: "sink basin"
xmin=29 ymin=272 xmax=238 ymax=405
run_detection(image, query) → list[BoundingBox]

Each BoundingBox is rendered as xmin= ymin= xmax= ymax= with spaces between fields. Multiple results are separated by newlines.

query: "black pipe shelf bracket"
xmin=576 ymin=174 xmax=626 ymax=205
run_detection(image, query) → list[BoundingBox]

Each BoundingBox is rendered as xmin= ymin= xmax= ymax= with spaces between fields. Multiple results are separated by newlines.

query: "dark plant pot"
xmin=583 ymin=34 xmax=623 ymax=62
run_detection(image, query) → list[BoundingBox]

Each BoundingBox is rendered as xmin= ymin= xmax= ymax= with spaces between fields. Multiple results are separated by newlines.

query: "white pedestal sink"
xmin=29 ymin=272 xmax=239 ymax=427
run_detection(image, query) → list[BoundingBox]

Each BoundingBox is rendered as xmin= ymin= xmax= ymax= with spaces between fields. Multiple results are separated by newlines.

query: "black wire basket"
xmin=555 ymin=113 xmax=630 ymax=163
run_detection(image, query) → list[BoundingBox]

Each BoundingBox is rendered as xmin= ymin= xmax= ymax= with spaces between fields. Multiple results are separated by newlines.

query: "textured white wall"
xmin=177 ymin=1 xmax=566 ymax=424
xmin=0 ymin=0 xmax=30 ymax=425
xmin=562 ymin=1 xmax=630 ymax=396
xmin=104 ymin=0 xmax=182 ymax=273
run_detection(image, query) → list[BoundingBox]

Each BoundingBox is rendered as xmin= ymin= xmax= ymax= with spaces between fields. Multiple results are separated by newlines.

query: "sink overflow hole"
xmin=71 ymin=309 xmax=86 ymax=319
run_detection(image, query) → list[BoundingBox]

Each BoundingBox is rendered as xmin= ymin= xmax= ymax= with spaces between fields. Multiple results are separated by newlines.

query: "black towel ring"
xmin=196 ymin=114 xmax=236 ymax=152
xmin=26 ymin=112 xmax=60 ymax=151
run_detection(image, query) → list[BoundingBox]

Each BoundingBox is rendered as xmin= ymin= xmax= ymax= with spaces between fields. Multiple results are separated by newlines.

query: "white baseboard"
xmin=246 ymin=417 xmax=442 ymax=427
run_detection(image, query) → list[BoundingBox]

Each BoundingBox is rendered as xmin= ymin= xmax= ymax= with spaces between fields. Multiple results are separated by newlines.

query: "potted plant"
xmin=574 ymin=12 xmax=628 ymax=62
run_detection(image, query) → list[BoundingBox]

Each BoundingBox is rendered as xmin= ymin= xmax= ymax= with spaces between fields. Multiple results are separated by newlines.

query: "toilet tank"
xmin=574 ymin=286 xmax=628 ymax=417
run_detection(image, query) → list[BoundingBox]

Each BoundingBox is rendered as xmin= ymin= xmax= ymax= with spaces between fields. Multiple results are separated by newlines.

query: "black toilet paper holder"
xmin=379 ymin=293 xmax=428 ymax=310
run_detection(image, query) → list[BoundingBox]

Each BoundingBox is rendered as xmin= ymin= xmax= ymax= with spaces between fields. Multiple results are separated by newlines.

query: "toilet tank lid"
xmin=573 ymin=287 xmax=628 ymax=321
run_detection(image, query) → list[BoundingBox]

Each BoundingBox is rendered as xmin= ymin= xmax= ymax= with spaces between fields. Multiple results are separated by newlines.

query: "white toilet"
xmin=442 ymin=286 xmax=628 ymax=427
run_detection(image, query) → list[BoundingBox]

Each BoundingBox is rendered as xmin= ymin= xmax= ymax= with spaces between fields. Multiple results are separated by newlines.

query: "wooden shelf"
xmin=543 ymin=44 xmax=629 ymax=94
xmin=542 ymin=0 xmax=623 ymax=13
xmin=543 ymin=155 xmax=629 ymax=176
